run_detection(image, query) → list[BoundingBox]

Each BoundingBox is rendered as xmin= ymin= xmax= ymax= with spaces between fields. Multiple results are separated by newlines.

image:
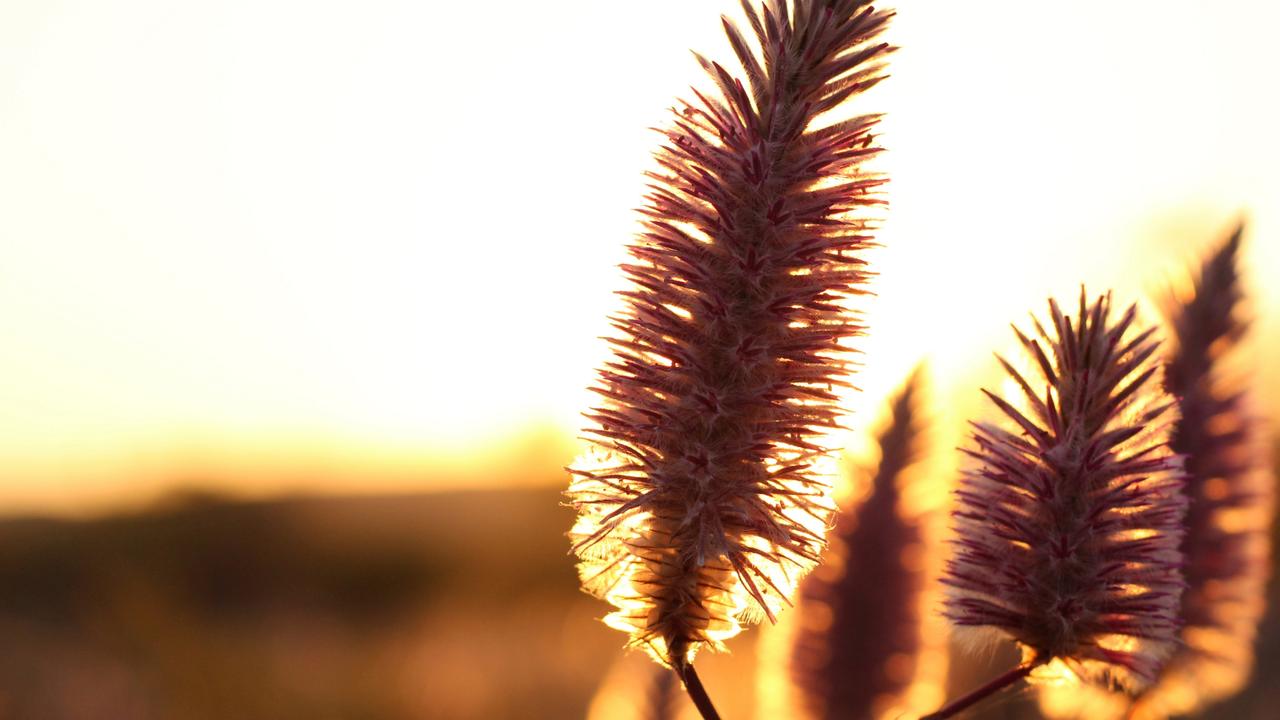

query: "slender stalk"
xmin=675 ymin=661 xmax=722 ymax=720
xmin=921 ymin=661 xmax=1039 ymax=720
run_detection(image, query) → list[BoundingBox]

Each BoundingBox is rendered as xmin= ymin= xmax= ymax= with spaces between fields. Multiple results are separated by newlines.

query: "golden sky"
xmin=1 ymin=0 xmax=1277 ymax=512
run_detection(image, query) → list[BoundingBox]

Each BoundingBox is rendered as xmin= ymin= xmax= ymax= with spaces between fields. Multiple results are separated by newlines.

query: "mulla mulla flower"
xmin=1043 ymin=226 xmax=1275 ymax=720
xmin=565 ymin=1 xmax=893 ymax=716
xmin=925 ymin=290 xmax=1189 ymax=720
xmin=789 ymin=368 xmax=930 ymax=720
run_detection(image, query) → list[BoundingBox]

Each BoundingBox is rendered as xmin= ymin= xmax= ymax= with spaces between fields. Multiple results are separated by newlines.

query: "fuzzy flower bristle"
xmin=567 ymin=0 xmax=893 ymax=673
xmin=790 ymin=367 xmax=929 ymax=719
xmin=940 ymin=289 xmax=1188 ymax=692
xmin=1120 ymin=225 xmax=1273 ymax=719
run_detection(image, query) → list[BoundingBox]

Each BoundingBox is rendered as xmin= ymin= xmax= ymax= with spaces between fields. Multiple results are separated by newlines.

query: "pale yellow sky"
xmin=1 ymin=0 xmax=1277 ymax=511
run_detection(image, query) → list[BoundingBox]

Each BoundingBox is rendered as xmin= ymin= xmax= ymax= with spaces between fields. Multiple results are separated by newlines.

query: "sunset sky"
xmin=1 ymin=0 xmax=1277 ymax=512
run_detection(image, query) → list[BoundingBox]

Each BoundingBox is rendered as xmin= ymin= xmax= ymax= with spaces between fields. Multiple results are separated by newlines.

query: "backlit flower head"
xmin=941 ymin=289 xmax=1188 ymax=692
xmin=566 ymin=0 xmax=894 ymax=680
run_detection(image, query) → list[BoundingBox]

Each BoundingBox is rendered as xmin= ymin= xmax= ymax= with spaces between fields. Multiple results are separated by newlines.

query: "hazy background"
xmin=2 ymin=0 xmax=1277 ymax=512
xmin=0 ymin=0 xmax=1277 ymax=718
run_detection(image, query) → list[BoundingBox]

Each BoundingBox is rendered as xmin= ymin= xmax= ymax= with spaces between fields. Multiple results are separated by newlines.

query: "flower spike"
xmin=566 ymin=1 xmax=894 ymax=712
xmin=929 ymin=290 xmax=1188 ymax=719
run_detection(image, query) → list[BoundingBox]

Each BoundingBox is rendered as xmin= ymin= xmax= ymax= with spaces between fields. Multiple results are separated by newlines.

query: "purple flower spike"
xmin=566 ymin=0 xmax=894 ymax=684
xmin=941 ymin=289 xmax=1189 ymax=693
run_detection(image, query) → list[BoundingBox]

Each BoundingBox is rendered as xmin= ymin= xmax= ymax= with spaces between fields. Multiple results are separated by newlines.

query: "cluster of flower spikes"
xmin=942 ymin=289 xmax=1189 ymax=691
xmin=1142 ymin=226 xmax=1274 ymax=717
xmin=567 ymin=0 xmax=894 ymax=673
xmin=790 ymin=368 xmax=927 ymax=719
xmin=1040 ymin=227 xmax=1276 ymax=720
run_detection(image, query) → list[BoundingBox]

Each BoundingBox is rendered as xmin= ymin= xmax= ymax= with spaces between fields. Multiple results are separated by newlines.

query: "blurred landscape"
xmin=0 ymin=448 xmax=1275 ymax=720
xmin=0 ymin=486 xmax=609 ymax=720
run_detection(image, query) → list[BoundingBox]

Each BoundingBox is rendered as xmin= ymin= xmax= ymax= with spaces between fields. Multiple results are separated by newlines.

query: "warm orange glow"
xmin=0 ymin=0 xmax=1277 ymax=513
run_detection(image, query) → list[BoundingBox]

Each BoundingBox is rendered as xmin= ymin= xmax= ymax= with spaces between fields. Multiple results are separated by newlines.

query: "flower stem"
xmin=675 ymin=661 xmax=722 ymax=720
xmin=920 ymin=661 xmax=1040 ymax=719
